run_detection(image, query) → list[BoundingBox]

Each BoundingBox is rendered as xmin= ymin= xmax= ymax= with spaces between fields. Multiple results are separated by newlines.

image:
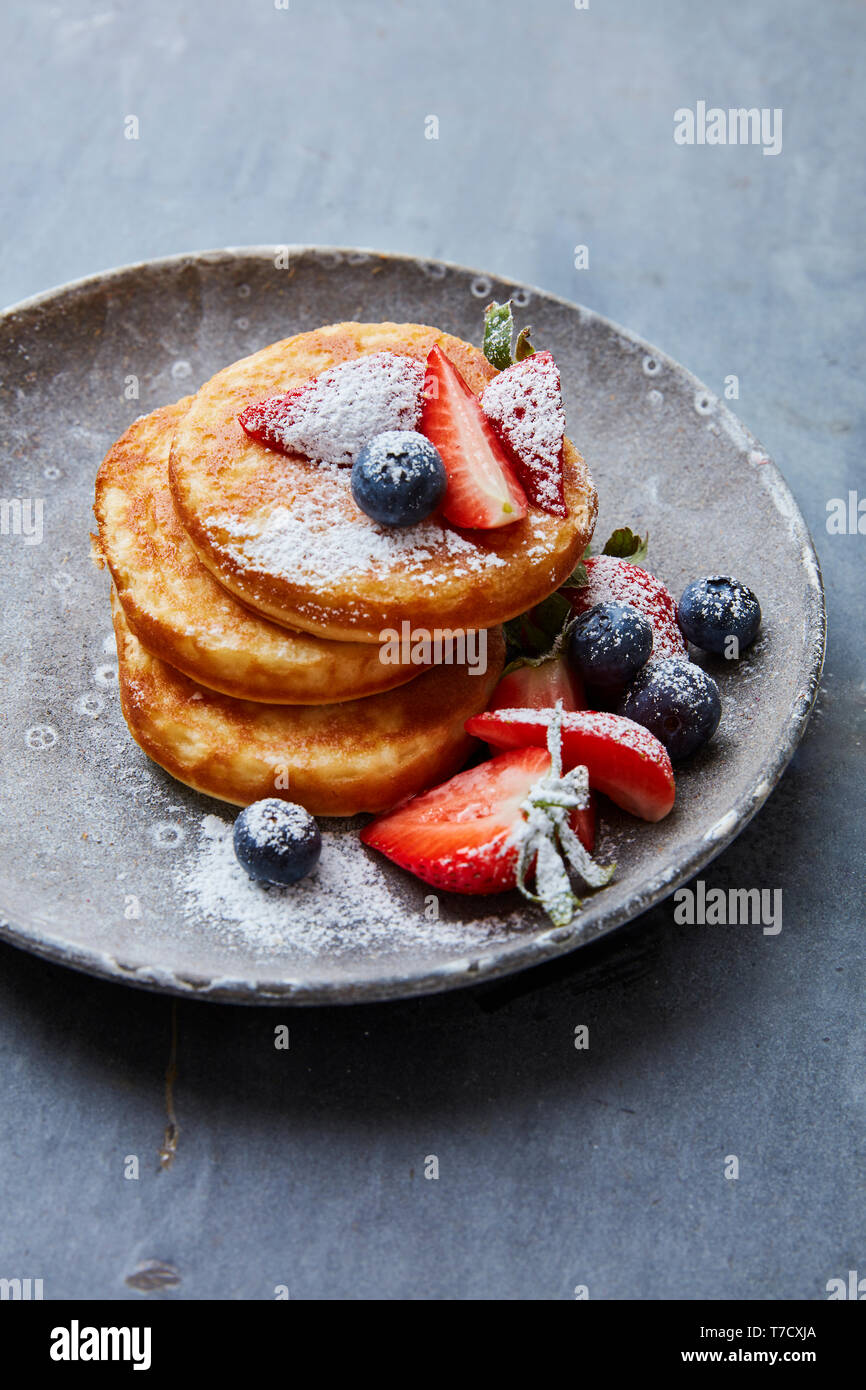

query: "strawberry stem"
xmin=503 ymin=590 xmax=572 ymax=662
xmin=514 ymin=327 xmax=536 ymax=361
xmin=601 ymin=526 xmax=649 ymax=564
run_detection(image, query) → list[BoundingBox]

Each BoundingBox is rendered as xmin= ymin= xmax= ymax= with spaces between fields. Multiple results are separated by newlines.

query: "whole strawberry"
xmin=564 ymin=554 xmax=687 ymax=660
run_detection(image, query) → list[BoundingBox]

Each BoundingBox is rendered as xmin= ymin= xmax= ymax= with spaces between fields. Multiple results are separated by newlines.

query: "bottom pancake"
xmin=112 ymin=593 xmax=505 ymax=815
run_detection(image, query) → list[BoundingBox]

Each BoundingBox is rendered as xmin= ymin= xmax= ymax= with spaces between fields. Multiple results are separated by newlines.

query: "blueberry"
xmin=351 ymin=430 xmax=447 ymax=527
xmin=233 ymin=798 xmax=321 ymax=886
xmin=677 ymin=575 xmax=761 ymax=656
xmin=567 ymin=601 xmax=653 ymax=690
xmin=618 ymin=658 xmax=721 ymax=760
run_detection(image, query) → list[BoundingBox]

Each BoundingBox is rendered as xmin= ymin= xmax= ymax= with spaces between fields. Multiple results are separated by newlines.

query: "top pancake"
xmin=169 ymin=323 xmax=597 ymax=643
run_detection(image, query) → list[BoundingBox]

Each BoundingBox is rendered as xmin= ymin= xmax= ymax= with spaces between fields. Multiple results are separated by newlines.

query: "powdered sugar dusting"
xmin=355 ymin=429 xmax=442 ymax=485
xmin=240 ymin=797 xmax=316 ymax=849
xmin=210 ymin=471 xmax=508 ymax=586
xmin=242 ymin=352 xmax=426 ymax=465
xmin=176 ymin=814 xmax=527 ymax=955
xmin=481 ymin=352 xmax=566 ymax=516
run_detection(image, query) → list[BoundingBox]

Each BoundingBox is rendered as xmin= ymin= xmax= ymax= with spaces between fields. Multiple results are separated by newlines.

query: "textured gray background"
xmin=0 ymin=0 xmax=862 ymax=1300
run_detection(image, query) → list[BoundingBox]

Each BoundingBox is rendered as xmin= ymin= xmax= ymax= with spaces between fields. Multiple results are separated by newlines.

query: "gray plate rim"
xmin=0 ymin=246 xmax=827 ymax=1005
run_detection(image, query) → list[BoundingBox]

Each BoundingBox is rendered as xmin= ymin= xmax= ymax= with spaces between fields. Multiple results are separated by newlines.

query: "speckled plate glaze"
xmin=0 ymin=248 xmax=825 ymax=1004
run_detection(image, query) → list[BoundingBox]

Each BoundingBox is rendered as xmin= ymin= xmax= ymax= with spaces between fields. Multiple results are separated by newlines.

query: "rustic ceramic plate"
xmin=0 ymin=248 xmax=825 ymax=1003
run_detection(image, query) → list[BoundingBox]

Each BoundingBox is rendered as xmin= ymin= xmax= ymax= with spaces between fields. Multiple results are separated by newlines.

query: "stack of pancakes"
xmin=93 ymin=322 xmax=597 ymax=816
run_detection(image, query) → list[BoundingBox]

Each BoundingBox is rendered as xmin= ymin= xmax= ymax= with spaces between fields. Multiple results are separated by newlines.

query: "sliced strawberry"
xmin=238 ymin=351 xmax=426 ymax=465
xmin=419 ymin=345 xmax=528 ymax=529
xmin=562 ymin=555 xmax=688 ymax=659
xmin=464 ymin=709 xmax=675 ymax=822
xmin=488 ymin=655 xmax=586 ymax=714
xmin=361 ymin=746 xmax=547 ymax=894
xmin=481 ymin=351 xmax=567 ymax=517
xmin=360 ymin=745 xmax=592 ymax=894
xmin=239 ymin=384 xmax=307 ymax=451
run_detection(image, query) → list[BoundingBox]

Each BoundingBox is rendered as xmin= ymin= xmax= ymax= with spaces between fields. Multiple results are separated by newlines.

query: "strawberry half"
xmin=563 ymin=555 xmax=688 ymax=659
xmin=481 ymin=351 xmax=567 ymax=517
xmin=238 ymin=351 xmax=426 ymax=465
xmin=465 ymin=709 xmax=675 ymax=822
xmin=239 ymin=386 xmax=304 ymax=451
xmin=488 ymin=655 xmax=586 ymax=714
xmin=419 ymin=346 xmax=528 ymax=529
xmin=360 ymin=745 xmax=592 ymax=895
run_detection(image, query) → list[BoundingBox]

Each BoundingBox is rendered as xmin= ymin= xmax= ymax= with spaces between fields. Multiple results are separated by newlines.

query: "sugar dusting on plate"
xmin=176 ymin=815 xmax=527 ymax=957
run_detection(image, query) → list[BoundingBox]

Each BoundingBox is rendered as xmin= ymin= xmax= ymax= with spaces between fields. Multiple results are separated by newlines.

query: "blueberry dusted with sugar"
xmin=618 ymin=658 xmax=721 ymax=761
xmin=567 ymin=601 xmax=653 ymax=690
xmin=677 ymin=576 xmax=761 ymax=656
xmin=233 ymin=798 xmax=322 ymax=886
xmin=351 ymin=430 xmax=447 ymax=527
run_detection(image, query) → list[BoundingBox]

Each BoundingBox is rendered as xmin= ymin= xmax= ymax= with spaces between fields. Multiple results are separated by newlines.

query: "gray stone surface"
xmin=0 ymin=0 xmax=861 ymax=1300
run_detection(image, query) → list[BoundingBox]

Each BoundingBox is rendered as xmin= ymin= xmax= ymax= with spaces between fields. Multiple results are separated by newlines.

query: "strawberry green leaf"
xmin=514 ymin=326 xmax=536 ymax=361
xmin=560 ymin=538 xmax=595 ymax=589
xmin=504 ymin=591 xmax=571 ymax=660
xmin=602 ymin=526 xmax=649 ymax=563
xmin=483 ymin=301 xmax=515 ymax=370
xmin=563 ymin=560 xmax=589 ymax=589
xmin=500 ymin=650 xmax=561 ymax=678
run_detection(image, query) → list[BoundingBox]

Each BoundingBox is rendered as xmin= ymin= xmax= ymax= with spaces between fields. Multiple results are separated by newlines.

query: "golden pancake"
xmin=168 ymin=322 xmax=597 ymax=643
xmin=111 ymin=592 xmax=505 ymax=815
xmin=95 ymin=401 xmax=422 ymax=704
